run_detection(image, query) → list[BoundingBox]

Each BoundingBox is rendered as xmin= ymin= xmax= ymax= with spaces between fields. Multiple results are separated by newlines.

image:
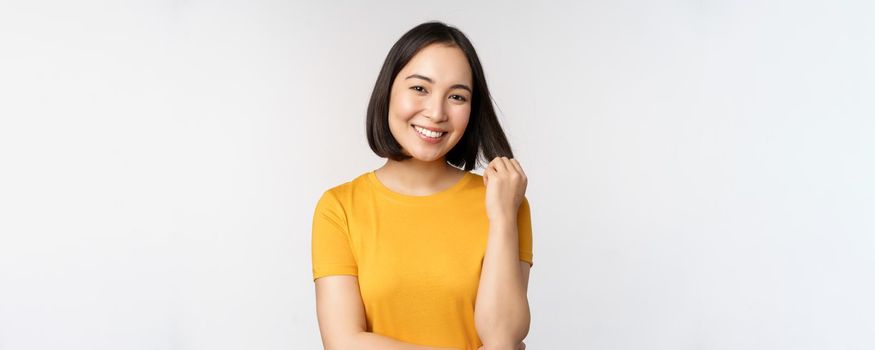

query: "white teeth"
xmin=414 ymin=125 xmax=445 ymax=138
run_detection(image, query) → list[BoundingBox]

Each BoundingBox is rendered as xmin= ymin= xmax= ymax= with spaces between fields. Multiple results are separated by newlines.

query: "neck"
xmin=376 ymin=157 xmax=463 ymax=195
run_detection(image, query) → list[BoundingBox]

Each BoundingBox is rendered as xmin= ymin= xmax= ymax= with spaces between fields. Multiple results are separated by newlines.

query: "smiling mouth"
xmin=412 ymin=124 xmax=446 ymax=138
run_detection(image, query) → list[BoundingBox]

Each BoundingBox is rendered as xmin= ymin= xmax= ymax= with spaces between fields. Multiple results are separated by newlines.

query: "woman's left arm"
xmin=475 ymin=157 xmax=531 ymax=350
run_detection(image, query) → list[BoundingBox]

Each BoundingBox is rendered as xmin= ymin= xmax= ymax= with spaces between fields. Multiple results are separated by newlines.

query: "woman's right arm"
xmin=314 ymin=275 xmax=459 ymax=350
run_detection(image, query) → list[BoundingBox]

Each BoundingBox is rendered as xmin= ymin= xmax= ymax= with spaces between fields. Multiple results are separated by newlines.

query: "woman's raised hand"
xmin=483 ymin=156 xmax=528 ymax=223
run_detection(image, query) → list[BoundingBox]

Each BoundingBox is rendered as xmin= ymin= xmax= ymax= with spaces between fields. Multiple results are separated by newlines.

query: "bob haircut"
xmin=366 ymin=21 xmax=514 ymax=171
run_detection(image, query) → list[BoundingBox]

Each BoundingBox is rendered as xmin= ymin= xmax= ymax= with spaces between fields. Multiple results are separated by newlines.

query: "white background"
xmin=1 ymin=1 xmax=873 ymax=349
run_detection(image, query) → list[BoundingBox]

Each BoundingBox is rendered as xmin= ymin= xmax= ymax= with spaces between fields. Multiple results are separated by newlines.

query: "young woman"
xmin=312 ymin=21 xmax=532 ymax=350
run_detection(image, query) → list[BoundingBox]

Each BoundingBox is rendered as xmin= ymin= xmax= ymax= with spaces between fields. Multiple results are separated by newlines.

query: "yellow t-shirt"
xmin=311 ymin=170 xmax=533 ymax=350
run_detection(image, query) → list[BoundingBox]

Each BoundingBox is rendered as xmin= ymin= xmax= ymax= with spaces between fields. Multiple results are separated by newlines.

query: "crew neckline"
xmin=367 ymin=170 xmax=473 ymax=203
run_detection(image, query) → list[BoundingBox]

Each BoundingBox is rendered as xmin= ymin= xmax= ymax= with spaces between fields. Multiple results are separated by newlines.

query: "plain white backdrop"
xmin=1 ymin=0 xmax=873 ymax=349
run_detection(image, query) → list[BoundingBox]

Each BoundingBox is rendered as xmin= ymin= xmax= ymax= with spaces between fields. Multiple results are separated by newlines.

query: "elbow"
xmin=322 ymin=331 xmax=364 ymax=350
xmin=476 ymin=310 xmax=531 ymax=348
xmin=512 ymin=313 xmax=532 ymax=344
xmin=518 ymin=314 xmax=531 ymax=340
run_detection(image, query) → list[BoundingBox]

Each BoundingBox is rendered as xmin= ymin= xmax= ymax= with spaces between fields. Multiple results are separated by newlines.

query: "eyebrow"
xmin=405 ymin=74 xmax=472 ymax=93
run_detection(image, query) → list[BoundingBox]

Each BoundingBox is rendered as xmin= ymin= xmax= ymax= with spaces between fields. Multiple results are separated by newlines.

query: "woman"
xmin=312 ymin=21 xmax=532 ymax=350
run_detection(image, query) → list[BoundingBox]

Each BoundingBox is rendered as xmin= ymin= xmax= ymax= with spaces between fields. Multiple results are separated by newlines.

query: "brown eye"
xmin=450 ymin=95 xmax=467 ymax=102
xmin=410 ymin=86 xmax=427 ymax=93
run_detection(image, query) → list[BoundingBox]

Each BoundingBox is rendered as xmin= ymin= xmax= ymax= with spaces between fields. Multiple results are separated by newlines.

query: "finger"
xmin=491 ymin=156 xmax=508 ymax=173
xmin=499 ymin=157 xmax=516 ymax=176
xmin=487 ymin=157 xmax=501 ymax=174
xmin=500 ymin=156 xmax=516 ymax=176
xmin=509 ymin=158 xmax=525 ymax=177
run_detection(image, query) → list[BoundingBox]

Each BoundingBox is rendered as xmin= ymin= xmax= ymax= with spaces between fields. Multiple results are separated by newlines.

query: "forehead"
xmin=398 ymin=43 xmax=472 ymax=85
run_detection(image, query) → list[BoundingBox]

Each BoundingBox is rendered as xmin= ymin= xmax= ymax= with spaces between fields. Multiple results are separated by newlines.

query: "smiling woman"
xmin=365 ymin=23 xmax=513 ymax=171
xmin=388 ymin=44 xmax=473 ymax=153
xmin=312 ymin=21 xmax=532 ymax=350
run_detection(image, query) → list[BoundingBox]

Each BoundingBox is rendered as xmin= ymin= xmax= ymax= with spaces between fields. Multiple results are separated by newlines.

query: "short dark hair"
xmin=366 ymin=21 xmax=514 ymax=171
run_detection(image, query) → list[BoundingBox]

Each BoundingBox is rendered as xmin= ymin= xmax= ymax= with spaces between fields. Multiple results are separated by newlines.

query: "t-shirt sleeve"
xmin=311 ymin=190 xmax=358 ymax=281
xmin=518 ymin=196 xmax=534 ymax=267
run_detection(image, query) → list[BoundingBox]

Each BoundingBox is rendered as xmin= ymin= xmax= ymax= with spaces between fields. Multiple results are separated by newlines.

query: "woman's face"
xmin=387 ymin=43 xmax=473 ymax=163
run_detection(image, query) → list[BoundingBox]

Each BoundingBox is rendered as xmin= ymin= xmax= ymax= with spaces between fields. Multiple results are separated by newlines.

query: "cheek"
xmin=390 ymin=95 xmax=419 ymax=120
xmin=451 ymin=107 xmax=471 ymax=131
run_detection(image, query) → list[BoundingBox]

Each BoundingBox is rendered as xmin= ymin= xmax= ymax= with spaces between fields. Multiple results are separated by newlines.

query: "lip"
xmin=411 ymin=124 xmax=445 ymax=144
xmin=412 ymin=124 xmax=446 ymax=133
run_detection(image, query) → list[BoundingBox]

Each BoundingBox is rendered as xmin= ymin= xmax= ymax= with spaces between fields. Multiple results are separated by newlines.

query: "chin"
xmin=406 ymin=149 xmax=445 ymax=162
xmin=410 ymin=154 xmax=443 ymax=163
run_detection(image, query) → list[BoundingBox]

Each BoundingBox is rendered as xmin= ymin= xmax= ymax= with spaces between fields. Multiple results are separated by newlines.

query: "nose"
xmin=423 ymin=94 xmax=448 ymax=123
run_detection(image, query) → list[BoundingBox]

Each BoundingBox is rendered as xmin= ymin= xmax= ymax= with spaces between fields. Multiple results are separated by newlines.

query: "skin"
xmin=379 ymin=44 xmax=532 ymax=349
xmin=315 ymin=42 xmax=531 ymax=350
xmin=475 ymin=156 xmax=530 ymax=350
xmin=374 ymin=42 xmax=474 ymax=194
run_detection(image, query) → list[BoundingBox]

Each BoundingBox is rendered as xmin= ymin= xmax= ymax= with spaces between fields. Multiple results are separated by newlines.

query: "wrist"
xmin=480 ymin=343 xmax=517 ymax=350
xmin=488 ymin=215 xmax=515 ymax=227
xmin=489 ymin=208 xmax=518 ymax=222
